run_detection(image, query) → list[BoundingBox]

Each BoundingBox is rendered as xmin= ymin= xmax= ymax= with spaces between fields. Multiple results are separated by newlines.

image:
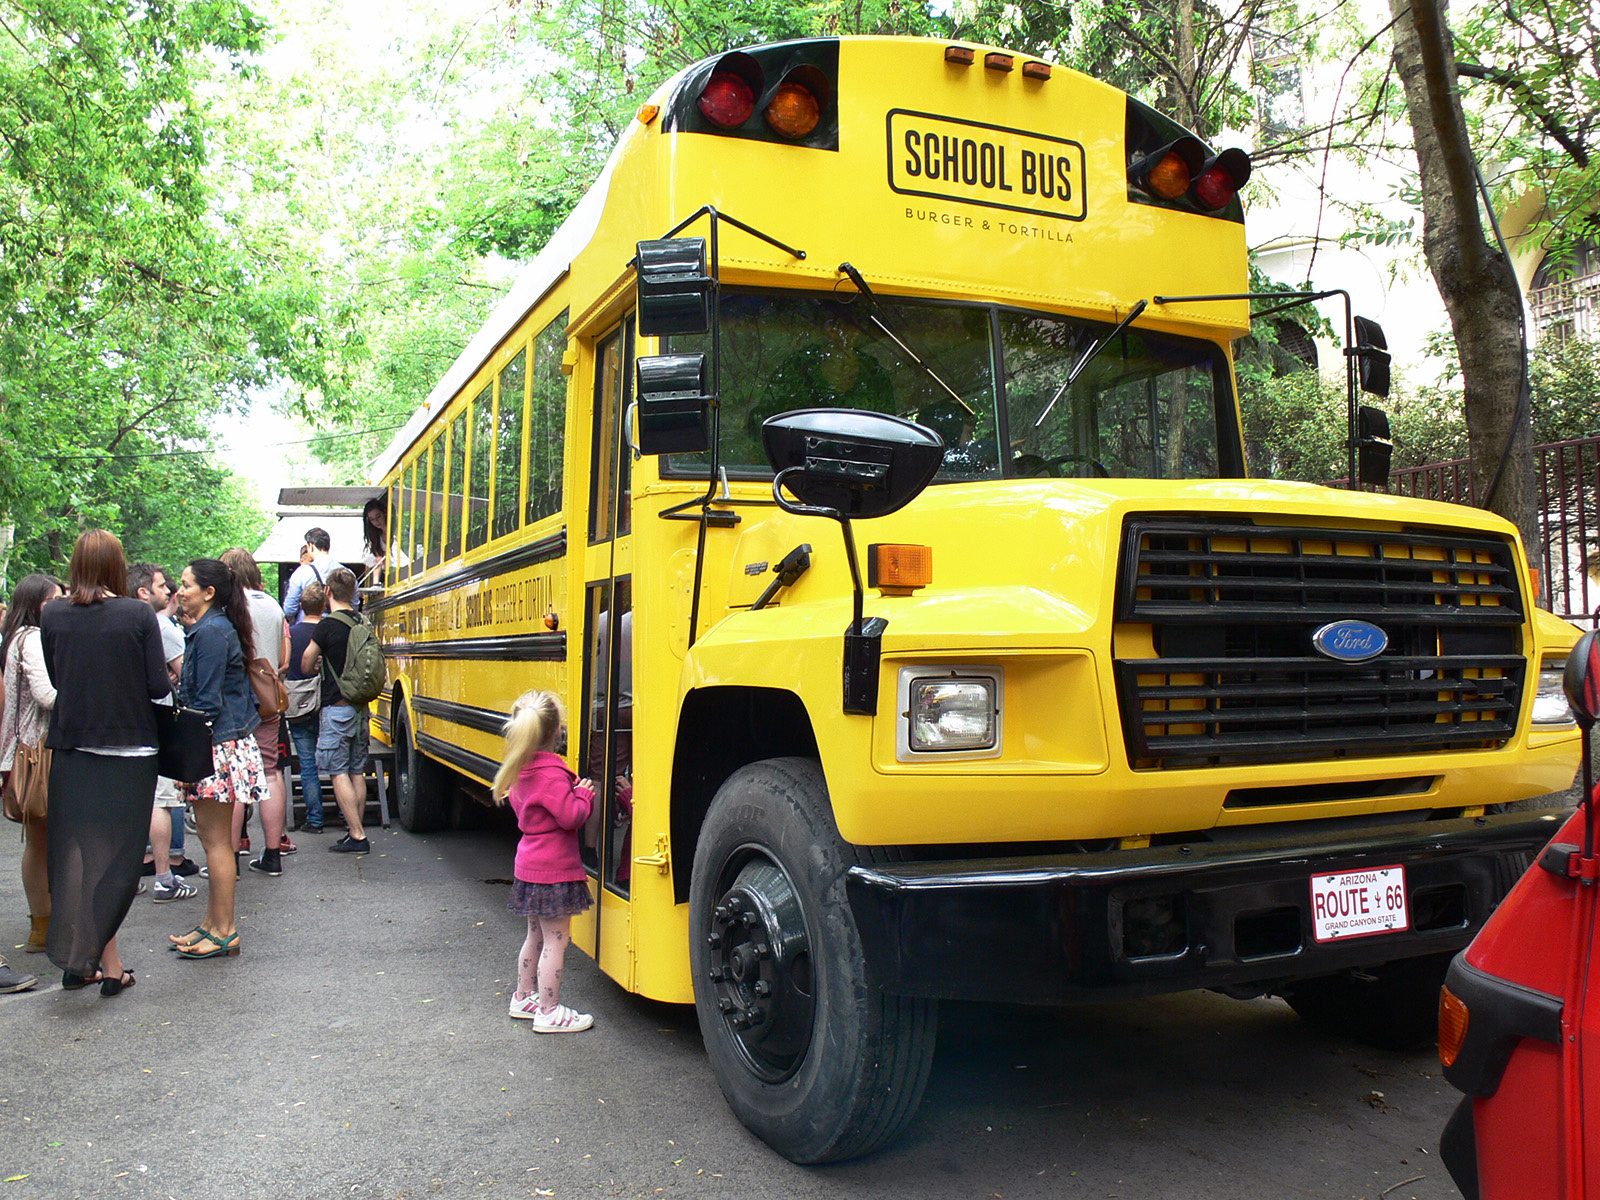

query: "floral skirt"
xmin=508 ymin=879 xmax=593 ymax=919
xmin=192 ymin=735 xmax=268 ymax=807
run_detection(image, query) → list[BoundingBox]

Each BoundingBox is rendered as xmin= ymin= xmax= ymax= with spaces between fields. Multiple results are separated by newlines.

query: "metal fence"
xmin=1380 ymin=435 xmax=1600 ymax=626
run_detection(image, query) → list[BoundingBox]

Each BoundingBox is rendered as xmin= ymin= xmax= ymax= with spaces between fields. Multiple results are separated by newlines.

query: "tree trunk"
xmin=1387 ymin=0 xmax=1541 ymax=560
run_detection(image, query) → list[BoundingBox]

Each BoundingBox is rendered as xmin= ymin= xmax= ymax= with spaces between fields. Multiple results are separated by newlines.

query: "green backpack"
xmin=323 ymin=611 xmax=386 ymax=706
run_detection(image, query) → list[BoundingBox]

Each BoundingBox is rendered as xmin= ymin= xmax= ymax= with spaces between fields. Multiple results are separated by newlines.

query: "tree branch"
xmin=1456 ymin=62 xmax=1589 ymax=168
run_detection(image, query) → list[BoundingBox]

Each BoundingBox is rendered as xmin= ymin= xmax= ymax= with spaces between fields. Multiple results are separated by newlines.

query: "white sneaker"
xmin=531 ymin=1003 xmax=593 ymax=1034
xmin=508 ymin=994 xmax=541 ymax=1021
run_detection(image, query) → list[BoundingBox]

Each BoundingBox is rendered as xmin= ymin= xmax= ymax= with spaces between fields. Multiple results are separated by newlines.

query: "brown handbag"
xmin=3 ymin=741 xmax=49 ymax=823
xmin=248 ymin=656 xmax=289 ymax=721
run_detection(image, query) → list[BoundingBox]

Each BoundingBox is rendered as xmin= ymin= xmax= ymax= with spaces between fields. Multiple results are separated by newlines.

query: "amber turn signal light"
xmin=868 ymin=544 xmax=933 ymax=595
xmin=766 ymin=81 xmax=820 ymax=139
xmin=1438 ymin=985 xmax=1469 ymax=1068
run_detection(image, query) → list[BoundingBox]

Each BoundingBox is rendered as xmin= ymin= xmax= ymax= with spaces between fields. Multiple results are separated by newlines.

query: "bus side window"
xmin=444 ymin=408 xmax=467 ymax=561
xmin=422 ymin=440 xmax=442 ymax=571
xmin=493 ymin=347 xmax=527 ymax=541
xmin=467 ymin=381 xmax=493 ymax=552
xmin=397 ymin=461 xmax=414 ymax=584
xmin=528 ymin=310 xmax=569 ymax=525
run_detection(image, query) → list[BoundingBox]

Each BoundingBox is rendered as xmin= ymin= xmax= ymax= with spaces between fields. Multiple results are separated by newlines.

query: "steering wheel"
xmin=1014 ymin=453 xmax=1112 ymax=479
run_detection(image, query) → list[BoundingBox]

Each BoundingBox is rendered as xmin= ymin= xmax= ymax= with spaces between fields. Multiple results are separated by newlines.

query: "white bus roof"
xmin=366 ymin=151 xmax=623 ymax=485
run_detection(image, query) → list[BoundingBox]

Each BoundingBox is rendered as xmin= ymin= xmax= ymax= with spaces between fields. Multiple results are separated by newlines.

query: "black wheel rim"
xmin=705 ymin=846 xmax=815 ymax=1083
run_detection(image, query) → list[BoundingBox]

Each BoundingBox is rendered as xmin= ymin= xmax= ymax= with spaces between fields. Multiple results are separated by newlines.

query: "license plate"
xmin=1310 ymin=866 xmax=1409 ymax=942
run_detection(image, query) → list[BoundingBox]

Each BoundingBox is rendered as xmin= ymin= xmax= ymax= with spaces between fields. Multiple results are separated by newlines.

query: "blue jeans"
xmin=288 ymin=717 xmax=324 ymax=828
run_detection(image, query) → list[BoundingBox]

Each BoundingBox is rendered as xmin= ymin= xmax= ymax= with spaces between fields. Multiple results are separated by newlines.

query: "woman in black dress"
xmin=40 ymin=530 xmax=172 ymax=995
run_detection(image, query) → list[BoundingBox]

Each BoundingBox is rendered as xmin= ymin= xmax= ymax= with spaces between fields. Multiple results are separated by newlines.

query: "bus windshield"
xmin=665 ymin=290 xmax=1226 ymax=482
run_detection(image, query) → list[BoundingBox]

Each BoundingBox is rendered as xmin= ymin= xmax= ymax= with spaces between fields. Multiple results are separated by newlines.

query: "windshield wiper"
xmin=836 ymin=262 xmax=976 ymax=416
xmin=1032 ymin=299 xmax=1149 ymax=430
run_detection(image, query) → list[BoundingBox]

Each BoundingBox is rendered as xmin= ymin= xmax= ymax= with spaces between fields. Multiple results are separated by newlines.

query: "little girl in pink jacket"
xmin=493 ymin=691 xmax=595 ymax=1032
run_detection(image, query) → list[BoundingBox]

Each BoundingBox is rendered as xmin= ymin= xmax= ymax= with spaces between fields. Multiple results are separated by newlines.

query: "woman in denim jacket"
xmin=169 ymin=558 xmax=266 ymax=960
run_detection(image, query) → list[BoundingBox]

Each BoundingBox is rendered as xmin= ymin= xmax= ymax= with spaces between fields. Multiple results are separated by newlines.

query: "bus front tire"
xmin=394 ymin=709 xmax=448 ymax=833
xmin=688 ymin=757 xmax=936 ymax=1164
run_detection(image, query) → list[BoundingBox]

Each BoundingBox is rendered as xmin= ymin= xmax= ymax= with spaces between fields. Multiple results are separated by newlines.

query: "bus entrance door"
xmin=578 ymin=319 xmax=636 ymax=987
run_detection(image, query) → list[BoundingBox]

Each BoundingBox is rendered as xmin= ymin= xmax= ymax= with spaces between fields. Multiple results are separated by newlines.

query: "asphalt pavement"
xmin=0 ymin=807 xmax=1470 ymax=1200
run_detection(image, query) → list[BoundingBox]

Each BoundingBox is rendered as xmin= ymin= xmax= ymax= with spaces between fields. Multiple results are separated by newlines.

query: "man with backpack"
xmin=300 ymin=567 xmax=385 ymax=855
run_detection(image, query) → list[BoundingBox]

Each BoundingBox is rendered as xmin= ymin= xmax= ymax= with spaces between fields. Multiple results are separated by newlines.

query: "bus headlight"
xmin=899 ymin=668 xmax=1002 ymax=757
xmin=1533 ymin=660 xmax=1576 ymax=726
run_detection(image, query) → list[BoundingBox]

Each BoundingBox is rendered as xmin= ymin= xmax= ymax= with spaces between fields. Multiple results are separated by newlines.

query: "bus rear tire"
xmin=688 ymin=757 xmax=936 ymax=1163
xmin=394 ymin=708 xmax=448 ymax=833
xmin=1282 ymin=951 xmax=1453 ymax=1050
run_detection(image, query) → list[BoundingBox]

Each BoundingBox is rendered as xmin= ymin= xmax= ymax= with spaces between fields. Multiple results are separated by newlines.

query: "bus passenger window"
xmin=527 ymin=311 xmax=569 ymax=525
xmin=397 ymin=461 xmax=414 ymax=584
xmin=421 ymin=441 xmax=442 ymax=571
xmin=445 ymin=409 xmax=467 ymax=560
xmin=493 ymin=348 xmax=526 ymax=540
xmin=467 ymin=382 xmax=493 ymax=552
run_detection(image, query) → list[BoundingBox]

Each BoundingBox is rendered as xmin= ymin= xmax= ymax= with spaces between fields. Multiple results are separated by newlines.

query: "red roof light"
xmin=698 ymin=72 xmax=755 ymax=129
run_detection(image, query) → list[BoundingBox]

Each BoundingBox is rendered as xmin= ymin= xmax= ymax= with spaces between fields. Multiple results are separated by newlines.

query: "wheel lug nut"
xmin=754 ymin=942 xmax=770 ymax=959
xmin=753 ymin=980 xmax=770 ymax=997
xmin=709 ymin=967 xmax=725 ymax=982
xmin=748 ymin=1006 xmax=766 ymax=1025
xmin=707 ymin=932 xmax=722 ymax=949
xmin=714 ymin=904 xmax=729 ymax=922
xmin=719 ymin=998 xmax=734 ymax=1014
xmin=742 ymin=911 xmax=758 ymax=927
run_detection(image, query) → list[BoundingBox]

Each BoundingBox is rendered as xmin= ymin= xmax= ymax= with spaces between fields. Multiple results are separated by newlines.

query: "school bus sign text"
xmin=886 ymin=110 xmax=1087 ymax=222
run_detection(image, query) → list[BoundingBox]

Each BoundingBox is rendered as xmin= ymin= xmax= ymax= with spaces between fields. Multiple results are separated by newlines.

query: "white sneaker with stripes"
xmin=531 ymin=1003 xmax=593 ymax=1033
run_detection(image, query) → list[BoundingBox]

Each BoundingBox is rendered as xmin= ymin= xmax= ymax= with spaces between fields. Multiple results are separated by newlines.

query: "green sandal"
xmin=175 ymin=929 xmax=239 ymax=959
xmin=167 ymin=926 xmax=207 ymax=952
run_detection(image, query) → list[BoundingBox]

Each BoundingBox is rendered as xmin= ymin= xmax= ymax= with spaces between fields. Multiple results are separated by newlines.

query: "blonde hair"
xmin=492 ymin=690 xmax=565 ymax=803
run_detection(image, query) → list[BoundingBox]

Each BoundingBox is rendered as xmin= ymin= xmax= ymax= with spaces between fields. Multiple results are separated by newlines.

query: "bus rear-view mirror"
xmin=762 ymin=408 xmax=943 ymax=520
xmin=1357 ymin=405 xmax=1392 ymax=486
xmin=636 ymin=238 xmax=712 ymax=337
xmin=634 ymin=353 xmax=712 ymax=455
xmin=1564 ymin=631 xmax=1600 ymax=730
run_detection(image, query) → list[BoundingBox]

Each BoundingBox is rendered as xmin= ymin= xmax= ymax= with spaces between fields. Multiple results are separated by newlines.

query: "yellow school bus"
xmin=366 ymin=36 xmax=1582 ymax=1162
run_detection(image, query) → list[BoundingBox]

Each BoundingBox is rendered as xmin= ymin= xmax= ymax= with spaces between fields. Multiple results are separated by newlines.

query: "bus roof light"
xmin=984 ymin=52 xmax=1014 ymax=72
xmin=1129 ymin=137 xmax=1205 ymax=201
xmin=765 ymin=66 xmax=831 ymax=140
xmin=944 ymin=45 xmax=975 ymax=65
xmin=699 ymin=71 xmax=756 ymax=129
xmin=1022 ymin=61 xmax=1051 ymax=80
xmin=1190 ymin=147 xmax=1251 ymax=211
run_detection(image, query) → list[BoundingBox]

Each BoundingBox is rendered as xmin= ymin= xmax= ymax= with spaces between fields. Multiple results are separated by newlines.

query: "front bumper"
xmin=846 ymin=811 xmax=1563 ymax=1004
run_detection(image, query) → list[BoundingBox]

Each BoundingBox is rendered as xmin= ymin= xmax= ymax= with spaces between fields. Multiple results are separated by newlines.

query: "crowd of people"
xmin=0 ymin=525 xmax=595 ymax=1031
xmin=0 ymin=527 xmax=375 ymax=991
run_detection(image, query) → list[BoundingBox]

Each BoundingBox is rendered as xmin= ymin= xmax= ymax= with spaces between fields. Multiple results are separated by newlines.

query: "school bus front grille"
xmin=1111 ymin=516 xmax=1528 ymax=768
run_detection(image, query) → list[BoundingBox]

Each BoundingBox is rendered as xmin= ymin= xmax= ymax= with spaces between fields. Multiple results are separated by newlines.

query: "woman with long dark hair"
xmin=39 ymin=530 xmax=171 ymax=995
xmin=168 ymin=557 xmax=265 ymax=959
xmin=1 ymin=573 xmax=64 ymax=961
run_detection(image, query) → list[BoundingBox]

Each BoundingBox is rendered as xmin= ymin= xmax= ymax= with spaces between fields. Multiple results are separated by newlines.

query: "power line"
xmin=43 ymin=424 xmax=406 ymax=463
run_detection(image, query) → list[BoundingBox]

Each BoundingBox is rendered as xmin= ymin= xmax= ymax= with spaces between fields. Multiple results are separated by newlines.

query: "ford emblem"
xmin=1312 ymin=620 xmax=1388 ymax=663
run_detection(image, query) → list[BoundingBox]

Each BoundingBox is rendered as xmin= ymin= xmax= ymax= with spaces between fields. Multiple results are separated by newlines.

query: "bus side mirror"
xmin=1357 ymin=405 xmax=1392 ymax=486
xmin=762 ymin=408 xmax=943 ymax=519
xmin=636 ymin=238 xmax=712 ymax=337
xmin=1564 ymin=631 xmax=1600 ymax=731
xmin=764 ymin=409 xmax=944 ymax=716
xmin=1353 ymin=316 xmax=1391 ymax=398
xmin=634 ymin=353 xmax=711 ymax=455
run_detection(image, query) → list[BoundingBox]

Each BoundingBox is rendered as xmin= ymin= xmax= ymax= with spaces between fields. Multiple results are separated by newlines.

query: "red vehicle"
xmin=1439 ymin=631 xmax=1600 ymax=1200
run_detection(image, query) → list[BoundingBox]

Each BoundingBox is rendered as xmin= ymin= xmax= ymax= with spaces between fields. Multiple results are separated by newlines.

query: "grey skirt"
xmin=46 ymin=750 xmax=157 ymax=975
